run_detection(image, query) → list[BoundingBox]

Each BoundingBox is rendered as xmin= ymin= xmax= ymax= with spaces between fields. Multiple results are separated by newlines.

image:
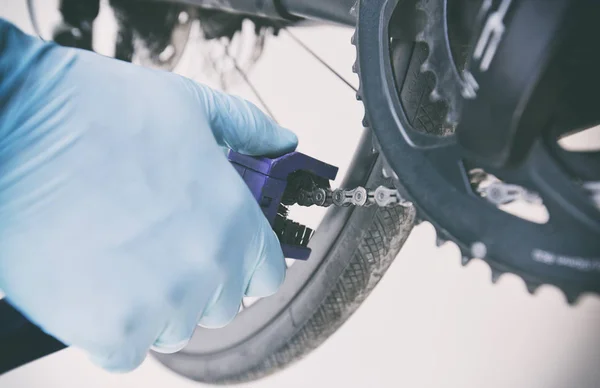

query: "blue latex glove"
xmin=0 ymin=20 xmax=297 ymax=372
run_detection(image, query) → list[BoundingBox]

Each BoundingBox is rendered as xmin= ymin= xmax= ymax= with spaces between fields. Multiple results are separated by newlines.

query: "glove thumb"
xmin=194 ymin=82 xmax=298 ymax=156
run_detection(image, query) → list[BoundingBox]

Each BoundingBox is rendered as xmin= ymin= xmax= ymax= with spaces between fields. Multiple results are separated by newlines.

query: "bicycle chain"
xmin=296 ymin=186 xmax=412 ymax=208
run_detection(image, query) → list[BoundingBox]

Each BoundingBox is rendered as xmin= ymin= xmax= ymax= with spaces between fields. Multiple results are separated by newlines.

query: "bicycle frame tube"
xmin=143 ymin=0 xmax=357 ymax=26
xmin=281 ymin=0 xmax=356 ymax=25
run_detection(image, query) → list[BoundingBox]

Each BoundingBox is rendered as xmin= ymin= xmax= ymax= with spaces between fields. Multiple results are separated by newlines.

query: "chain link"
xmin=478 ymin=181 xmax=542 ymax=206
xmin=297 ymin=185 xmax=411 ymax=208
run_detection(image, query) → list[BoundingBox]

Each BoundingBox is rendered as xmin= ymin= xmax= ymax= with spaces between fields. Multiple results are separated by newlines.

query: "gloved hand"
xmin=0 ymin=20 xmax=297 ymax=372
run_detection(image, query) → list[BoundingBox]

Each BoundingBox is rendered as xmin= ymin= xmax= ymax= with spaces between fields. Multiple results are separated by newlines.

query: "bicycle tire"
xmin=154 ymin=130 xmax=416 ymax=384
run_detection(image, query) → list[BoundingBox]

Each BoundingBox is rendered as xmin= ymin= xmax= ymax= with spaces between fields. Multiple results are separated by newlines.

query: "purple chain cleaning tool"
xmin=228 ymin=150 xmax=338 ymax=260
xmin=0 ymin=151 xmax=338 ymax=375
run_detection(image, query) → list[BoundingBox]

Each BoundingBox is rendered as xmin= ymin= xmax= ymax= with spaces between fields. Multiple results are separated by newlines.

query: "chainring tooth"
xmin=435 ymin=236 xmax=446 ymax=247
xmin=361 ymin=116 xmax=370 ymax=127
xmin=525 ymin=282 xmax=540 ymax=295
xmin=563 ymin=290 xmax=580 ymax=305
xmin=490 ymin=268 xmax=503 ymax=284
xmin=414 ymin=0 xmax=468 ymax=125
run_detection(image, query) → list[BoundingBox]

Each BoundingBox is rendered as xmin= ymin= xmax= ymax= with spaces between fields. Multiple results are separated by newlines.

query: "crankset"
xmin=353 ymin=0 xmax=600 ymax=302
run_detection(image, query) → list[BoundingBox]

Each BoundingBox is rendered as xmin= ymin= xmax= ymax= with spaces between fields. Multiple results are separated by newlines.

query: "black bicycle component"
xmin=354 ymin=0 xmax=600 ymax=301
xmin=47 ymin=0 xmax=299 ymax=72
xmin=110 ymin=0 xmax=194 ymax=68
xmin=144 ymin=0 xmax=294 ymax=21
xmin=52 ymin=0 xmax=100 ymax=50
xmin=280 ymin=0 xmax=356 ymax=25
xmin=0 ymin=299 xmax=66 ymax=374
xmin=140 ymin=0 xmax=356 ymax=26
xmin=457 ymin=0 xmax=599 ymax=168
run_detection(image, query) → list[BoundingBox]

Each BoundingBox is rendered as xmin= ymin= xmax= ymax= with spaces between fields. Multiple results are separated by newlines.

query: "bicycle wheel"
xmin=148 ymin=18 xmax=414 ymax=388
xmin=154 ymin=130 xmax=414 ymax=383
xmin=30 ymin=1 xmax=416 ymax=383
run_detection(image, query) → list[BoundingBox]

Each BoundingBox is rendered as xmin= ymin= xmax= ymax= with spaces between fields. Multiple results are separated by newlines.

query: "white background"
xmin=1 ymin=1 xmax=599 ymax=387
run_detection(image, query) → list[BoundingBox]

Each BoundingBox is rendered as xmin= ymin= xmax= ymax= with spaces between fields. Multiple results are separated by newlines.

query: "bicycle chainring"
xmin=353 ymin=0 xmax=600 ymax=302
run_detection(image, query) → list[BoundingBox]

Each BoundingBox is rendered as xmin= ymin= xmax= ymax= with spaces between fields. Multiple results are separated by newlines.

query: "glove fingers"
xmin=89 ymin=346 xmax=148 ymax=374
xmin=88 ymin=312 xmax=163 ymax=373
xmin=151 ymin=278 xmax=219 ymax=354
xmin=196 ymin=84 xmax=298 ymax=156
xmin=245 ymin=229 xmax=286 ymax=297
xmin=197 ymin=283 xmax=243 ymax=329
xmin=150 ymin=313 xmax=197 ymax=354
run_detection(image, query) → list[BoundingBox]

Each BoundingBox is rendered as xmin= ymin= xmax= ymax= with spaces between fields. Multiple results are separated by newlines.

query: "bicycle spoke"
xmin=282 ymin=28 xmax=358 ymax=93
xmin=27 ymin=0 xmax=45 ymax=40
xmin=234 ymin=60 xmax=279 ymax=122
xmin=224 ymin=47 xmax=279 ymax=123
